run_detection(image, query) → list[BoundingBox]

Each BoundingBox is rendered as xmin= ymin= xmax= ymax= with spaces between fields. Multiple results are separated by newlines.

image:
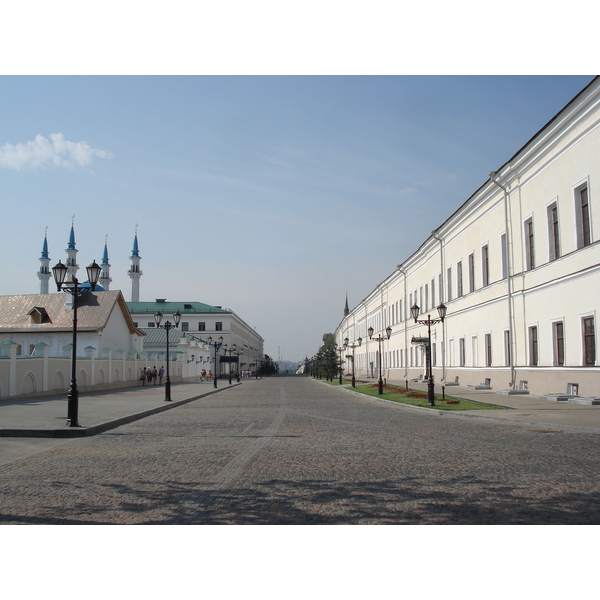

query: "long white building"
xmin=336 ymin=76 xmax=600 ymax=398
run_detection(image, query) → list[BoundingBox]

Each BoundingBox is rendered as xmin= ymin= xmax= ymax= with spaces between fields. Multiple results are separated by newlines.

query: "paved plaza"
xmin=1 ymin=376 xmax=600 ymax=524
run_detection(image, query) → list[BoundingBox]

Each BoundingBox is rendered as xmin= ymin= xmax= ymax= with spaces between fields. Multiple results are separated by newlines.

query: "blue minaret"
xmin=65 ymin=218 xmax=79 ymax=281
xmin=99 ymin=235 xmax=112 ymax=291
xmin=127 ymin=226 xmax=142 ymax=302
xmin=37 ymin=229 xmax=51 ymax=294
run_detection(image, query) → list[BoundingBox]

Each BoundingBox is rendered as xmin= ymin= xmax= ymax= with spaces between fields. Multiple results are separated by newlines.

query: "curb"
xmin=0 ymin=382 xmax=242 ymax=438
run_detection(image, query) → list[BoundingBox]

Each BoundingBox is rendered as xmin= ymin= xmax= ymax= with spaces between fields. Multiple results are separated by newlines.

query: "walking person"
xmin=158 ymin=365 xmax=165 ymax=385
xmin=152 ymin=366 xmax=158 ymax=385
xmin=140 ymin=367 xmax=147 ymax=386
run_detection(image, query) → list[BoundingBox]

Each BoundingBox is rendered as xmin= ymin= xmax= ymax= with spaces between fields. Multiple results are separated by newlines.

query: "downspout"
xmin=397 ymin=265 xmax=408 ymax=379
xmin=489 ymin=171 xmax=516 ymax=389
xmin=431 ymin=230 xmax=446 ymax=382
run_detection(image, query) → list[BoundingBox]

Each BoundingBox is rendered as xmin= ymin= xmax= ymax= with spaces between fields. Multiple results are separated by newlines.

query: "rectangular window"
xmin=485 ymin=333 xmax=492 ymax=367
xmin=553 ymin=321 xmax=565 ymax=366
xmin=576 ymin=185 xmax=591 ymax=248
xmin=447 ymin=267 xmax=452 ymax=302
xmin=468 ymin=253 xmax=475 ymax=292
xmin=147 ymin=322 xmax=155 ymax=328
xmin=431 ymin=279 xmax=435 ymax=308
xmin=439 ymin=274 xmax=443 ymax=303
xmin=529 ymin=326 xmax=538 ymax=366
xmin=501 ymin=233 xmax=508 ymax=279
xmin=525 ymin=218 xmax=535 ymax=270
xmin=425 ymin=284 xmax=429 ymax=311
xmin=198 ymin=322 xmax=206 ymax=331
xmin=457 ymin=261 xmax=463 ymax=297
xmin=583 ymin=317 xmax=596 ymax=365
xmin=432 ymin=343 xmax=436 ymax=367
xmin=181 ymin=322 xmax=189 ymax=332
xmin=504 ymin=330 xmax=511 ymax=367
xmin=216 ymin=322 xmax=223 ymax=331
xmin=548 ymin=203 xmax=560 ymax=261
xmin=482 ymin=245 xmax=489 ymax=286
xmin=459 ymin=338 xmax=465 ymax=367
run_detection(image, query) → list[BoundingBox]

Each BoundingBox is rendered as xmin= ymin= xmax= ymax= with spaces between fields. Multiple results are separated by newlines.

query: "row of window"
xmin=384 ymin=183 xmax=594 ymax=328
xmin=352 ymin=316 xmax=596 ymax=370
xmin=136 ymin=321 xmax=223 ymax=331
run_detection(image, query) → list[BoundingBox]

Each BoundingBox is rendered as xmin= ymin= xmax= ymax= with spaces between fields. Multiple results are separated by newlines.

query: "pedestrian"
xmin=201 ymin=369 xmax=207 ymax=382
xmin=140 ymin=367 xmax=147 ymax=386
xmin=158 ymin=366 xmax=165 ymax=385
xmin=152 ymin=366 xmax=158 ymax=385
xmin=208 ymin=370 xmax=212 ymax=381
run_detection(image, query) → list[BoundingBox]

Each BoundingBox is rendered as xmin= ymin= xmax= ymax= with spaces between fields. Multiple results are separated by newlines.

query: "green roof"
xmin=126 ymin=301 xmax=230 ymax=315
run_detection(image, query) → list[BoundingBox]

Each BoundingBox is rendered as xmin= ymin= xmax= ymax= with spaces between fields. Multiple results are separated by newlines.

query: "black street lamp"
xmin=344 ymin=336 xmax=362 ymax=388
xmin=207 ymin=336 xmax=224 ymax=388
xmin=222 ymin=343 xmax=237 ymax=384
xmin=235 ymin=348 xmax=243 ymax=382
xmin=411 ymin=302 xmax=447 ymax=406
xmin=154 ymin=309 xmax=181 ymax=401
xmin=52 ymin=259 xmax=102 ymax=427
xmin=336 ymin=343 xmax=346 ymax=384
xmin=368 ymin=325 xmax=392 ymax=395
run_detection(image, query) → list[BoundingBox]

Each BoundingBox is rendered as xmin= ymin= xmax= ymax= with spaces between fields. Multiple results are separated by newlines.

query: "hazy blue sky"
xmin=0 ymin=75 xmax=594 ymax=360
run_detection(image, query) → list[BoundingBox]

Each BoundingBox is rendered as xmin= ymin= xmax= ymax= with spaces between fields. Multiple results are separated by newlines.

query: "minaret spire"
xmin=99 ymin=234 xmax=112 ymax=291
xmin=128 ymin=225 xmax=142 ymax=302
xmin=37 ymin=227 xmax=51 ymax=294
xmin=65 ymin=215 xmax=79 ymax=280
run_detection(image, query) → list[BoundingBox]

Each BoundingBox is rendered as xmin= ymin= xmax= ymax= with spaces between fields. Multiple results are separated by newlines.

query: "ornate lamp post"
xmin=235 ymin=348 xmax=243 ymax=382
xmin=337 ymin=343 xmax=345 ymax=384
xmin=367 ymin=325 xmax=392 ymax=395
xmin=154 ymin=309 xmax=181 ymax=401
xmin=410 ymin=302 xmax=447 ymax=406
xmin=207 ymin=336 xmax=224 ymax=388
xmin=344 ymin=336 xmax=362 ymax=388
xmin=52 ymin=258 xmax=102 ymax=427
xmin=222 ymin=343 xmax=237 ymax=384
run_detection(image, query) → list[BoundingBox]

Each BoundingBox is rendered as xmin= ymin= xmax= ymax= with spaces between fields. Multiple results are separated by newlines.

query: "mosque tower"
xmin=37 ymin=229 xmax=51 ymax=294
xmin=98 ymin=235 xmax=112 ymax=291
xmin=65 ymin=219 xmax=79 ymax=281
xmin=127 ymin=227 xmax=142 ymax=302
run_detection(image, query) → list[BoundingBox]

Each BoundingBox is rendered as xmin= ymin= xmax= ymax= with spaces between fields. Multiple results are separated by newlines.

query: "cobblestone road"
xmin=2 ymin=376 xmax=600 ymax=524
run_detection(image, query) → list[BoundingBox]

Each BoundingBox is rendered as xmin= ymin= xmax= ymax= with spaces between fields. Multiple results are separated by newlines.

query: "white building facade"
xmin=336 ymin=77 xmax=600 ymax=398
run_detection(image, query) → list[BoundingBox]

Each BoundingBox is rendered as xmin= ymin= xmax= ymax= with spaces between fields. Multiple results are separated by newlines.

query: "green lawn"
xmin=317 ymin=378 xmax=503 ymax=411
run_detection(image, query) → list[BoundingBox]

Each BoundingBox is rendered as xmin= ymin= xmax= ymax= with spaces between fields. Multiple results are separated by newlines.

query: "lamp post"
xmin=344 ymin=336 xmax=362 ymax=388
xmin=52 ymin=259 xmax=102 ymax=427
xmin=411 ymin=302 xmax=447 ymax=407
xmin=368 ymin=325 xmax=392 ymax=395
xmin=222 ymin=343 xmax=236 ymax=384
xmin=337 ymin=343 xmax=345 ymax=384
xmin=207 ymin=336 xmax=224 ymax=388
xmin=154 ymin=309 xmax=181 ymax=401
xmin=235 ymin=348 xmax=243 ymax=382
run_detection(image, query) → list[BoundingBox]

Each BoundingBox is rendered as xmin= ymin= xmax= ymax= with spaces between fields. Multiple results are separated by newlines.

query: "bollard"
xmin=442 ymin=386 xmax=445 ymax=401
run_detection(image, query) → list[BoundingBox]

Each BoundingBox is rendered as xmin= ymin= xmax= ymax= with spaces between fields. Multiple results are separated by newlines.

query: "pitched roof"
xmin=138 ymin=327 xmax=184 ymax=348
xmin=0 ymin=290 xmax=142 ymax=335
xmin=127 ymin=300 xmax=230 ymax=315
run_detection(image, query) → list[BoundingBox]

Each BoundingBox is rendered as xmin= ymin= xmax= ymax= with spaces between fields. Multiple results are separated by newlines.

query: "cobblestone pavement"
xmin=1 ymin=376 xmax=600 ymax=524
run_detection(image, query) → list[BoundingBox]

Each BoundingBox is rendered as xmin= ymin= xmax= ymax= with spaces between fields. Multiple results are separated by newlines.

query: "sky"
xmin=0 ymin=75 xmax=595 ymax=361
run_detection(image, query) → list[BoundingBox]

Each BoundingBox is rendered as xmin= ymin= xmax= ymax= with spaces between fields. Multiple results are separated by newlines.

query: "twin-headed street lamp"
xmin=343 ymin=336 xmax=362 ymax=388
xmin=410 ymin=302 xmax=447 ymax=406
xmin=207 ymin=336 xmax=224 ymax=388
xmin=52 ymin=258 xmax=102 ymax=427
xmin=154 ymin=309 xmax=181 ymax=401
xmin=222 ymin=343 xmax=237 ymax=384
xmin=368 ymin=325 xmax=392 ymax=395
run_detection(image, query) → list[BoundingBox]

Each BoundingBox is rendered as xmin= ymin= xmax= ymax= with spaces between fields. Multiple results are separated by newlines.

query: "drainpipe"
xmin=397 ymin=265 xmax=408 ymax=379
xmin=489 ymin=171 xmax=516 ymax=389
xmin=431 ymin=230 xmax=446 ymax=382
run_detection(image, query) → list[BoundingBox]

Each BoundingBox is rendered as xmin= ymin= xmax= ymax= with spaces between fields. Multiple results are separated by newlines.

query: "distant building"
xmin=336 ymin=76 xmax=600 ymax=399
xmin=128 ymin=299 xmax=264 ymax=378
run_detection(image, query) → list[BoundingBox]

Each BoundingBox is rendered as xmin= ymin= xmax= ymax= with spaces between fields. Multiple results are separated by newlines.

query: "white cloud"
xmin=0 ymin=133 xmax=113 ymax=170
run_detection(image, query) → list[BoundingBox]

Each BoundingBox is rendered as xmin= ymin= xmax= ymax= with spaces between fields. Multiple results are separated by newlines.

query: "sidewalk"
xmin=370 ymin=378 xmax=600 ymax=432
xmin=0 ymin=379 xmax=244 ymax=438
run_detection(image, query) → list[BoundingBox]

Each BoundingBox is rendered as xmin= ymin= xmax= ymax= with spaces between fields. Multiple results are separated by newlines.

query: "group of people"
xmin=140 ymin=366 xmax=165 ymax=385
xmin=200 ymin=369 xmax=213 ymax=382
